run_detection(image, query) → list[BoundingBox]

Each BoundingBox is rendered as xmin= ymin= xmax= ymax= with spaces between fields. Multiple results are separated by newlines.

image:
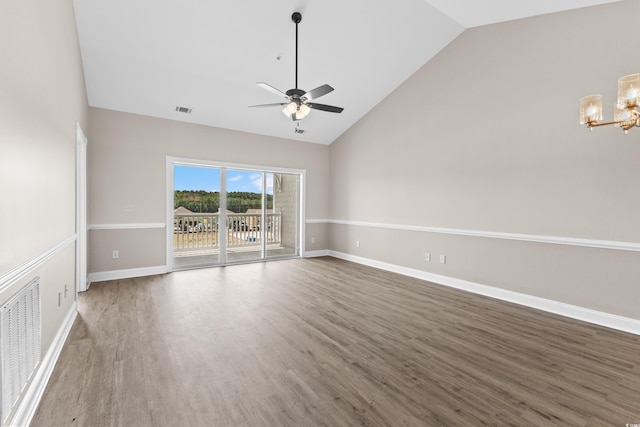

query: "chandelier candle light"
xmin=580 ymin=73 xmax=640 ymax=133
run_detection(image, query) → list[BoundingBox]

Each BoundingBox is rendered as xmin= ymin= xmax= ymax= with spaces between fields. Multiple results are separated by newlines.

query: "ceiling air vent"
xmin=175 ymin=106 xmax=192 ymax=114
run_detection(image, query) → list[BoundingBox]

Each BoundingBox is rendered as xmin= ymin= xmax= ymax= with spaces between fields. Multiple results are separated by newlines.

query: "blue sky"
xmin=174 ymin=166 xmax=273 ymax=193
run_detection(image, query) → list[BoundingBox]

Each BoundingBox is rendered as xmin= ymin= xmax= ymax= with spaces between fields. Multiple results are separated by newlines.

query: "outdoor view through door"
xmin=171 ymin=163 xmax=300 ymax=270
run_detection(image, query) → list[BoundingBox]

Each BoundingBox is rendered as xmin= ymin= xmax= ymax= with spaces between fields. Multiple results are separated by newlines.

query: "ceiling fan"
xmin=249 ymin=12 xmax=344 ymax=121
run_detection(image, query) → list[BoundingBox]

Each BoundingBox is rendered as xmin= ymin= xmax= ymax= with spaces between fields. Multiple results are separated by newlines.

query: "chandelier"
xmin=580 ymin=73 xmax=640 ymax=133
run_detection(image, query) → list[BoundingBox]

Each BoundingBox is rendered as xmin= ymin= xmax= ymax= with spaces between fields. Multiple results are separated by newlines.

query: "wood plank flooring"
xmin=32 ymin=257 xmax=640 ymax=426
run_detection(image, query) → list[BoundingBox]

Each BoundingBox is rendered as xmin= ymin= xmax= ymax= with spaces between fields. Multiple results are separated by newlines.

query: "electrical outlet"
xmin=356 ymin=240 xmax=360 ymax=248
xmin=121 ymin=204 xmax=135 ymax=212
xmin=440 ymin=255 xmax=446 ymax=264
xmin=112 ymin=250 xmax=119 ymax=259
xmin=311 ymin=237 xmax=316 ymax=244
xmin=424 ymin=252 xmax=431 ymax=262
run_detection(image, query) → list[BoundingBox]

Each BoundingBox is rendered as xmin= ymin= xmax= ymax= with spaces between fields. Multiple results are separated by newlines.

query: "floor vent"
xmin=0 ymin=277 xmax=41 ymax=423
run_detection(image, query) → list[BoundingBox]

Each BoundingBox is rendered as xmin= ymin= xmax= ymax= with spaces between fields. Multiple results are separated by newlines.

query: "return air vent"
xmin=1 ymin=277 xmax=40 ymax=423
xmin=175 ymin=106 xmax=192 ymax=114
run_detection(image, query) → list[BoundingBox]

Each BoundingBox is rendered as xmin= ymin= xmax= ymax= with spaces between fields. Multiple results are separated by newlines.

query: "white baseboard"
xmin=303 ymin=250 xmax=330 ymax=258
xmin=328 ymin=251 xmax=640 ymax=336
xmin=9 ymin=302 xmax=77 ymax=427
xmin=87 ymin=265 xmax=169 ymax=286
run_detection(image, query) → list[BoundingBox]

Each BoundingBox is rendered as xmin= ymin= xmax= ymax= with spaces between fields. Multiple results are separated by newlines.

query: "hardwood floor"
xmin=32 ymin=257 xmax=640 ymax=426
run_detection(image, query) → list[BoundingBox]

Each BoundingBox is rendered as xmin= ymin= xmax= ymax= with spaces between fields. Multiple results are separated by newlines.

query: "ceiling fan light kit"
xmin=249 ymin=12 xmax=344 ymax=122
xmin=579 ymin=73 xmax=640 ymax=133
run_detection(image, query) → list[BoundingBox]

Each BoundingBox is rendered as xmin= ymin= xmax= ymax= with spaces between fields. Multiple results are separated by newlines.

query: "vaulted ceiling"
xmin=73 ymin=0 xmax=621 ymax=145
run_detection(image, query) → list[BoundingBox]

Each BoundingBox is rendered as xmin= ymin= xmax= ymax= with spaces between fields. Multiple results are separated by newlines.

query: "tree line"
xmin=174 ymin=190 xmax=273 ymax=213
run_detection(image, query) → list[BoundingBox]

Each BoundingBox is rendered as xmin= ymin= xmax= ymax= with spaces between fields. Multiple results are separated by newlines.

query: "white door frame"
xmin=166 ymin=156 xmax=306 ymax=270
xmin=76 ymin=123 xmax=88 ymax=292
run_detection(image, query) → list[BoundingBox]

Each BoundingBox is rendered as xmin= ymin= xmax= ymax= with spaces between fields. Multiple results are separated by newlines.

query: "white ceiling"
xmin=73 ymin=0 xmax=621 ymax=145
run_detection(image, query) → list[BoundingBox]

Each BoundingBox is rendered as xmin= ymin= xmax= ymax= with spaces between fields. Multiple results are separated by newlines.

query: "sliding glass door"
xmin=224 ymin=169 xmax=265 ymax=263
xmin=173 ymin=165 xmax=222 ymax=269
xmin=169 ymin=160 xmax=302 ymax=270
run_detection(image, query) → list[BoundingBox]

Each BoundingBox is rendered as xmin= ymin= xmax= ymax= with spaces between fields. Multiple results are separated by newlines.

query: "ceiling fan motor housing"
xmin=286 ymin=88 xmax=306 ymax=100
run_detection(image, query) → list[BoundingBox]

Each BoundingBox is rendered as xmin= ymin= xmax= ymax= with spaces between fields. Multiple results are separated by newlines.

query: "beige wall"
xmin=87 ymin=107 xmax=330 ymax=273
xmin=329 ymin=1 xmax=640 ymax=320
xmin=305 ymin=222 xmax=330 ymax=253
xmin=0 ymin=0 xmax=87 ymax=421
xmin=1 ymin=0 xmax=87 ymax=274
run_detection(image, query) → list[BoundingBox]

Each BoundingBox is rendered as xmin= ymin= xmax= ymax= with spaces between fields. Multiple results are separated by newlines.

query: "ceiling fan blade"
xmin=256 ymin=82 xmax=288 ymax=99
xmin=249 ymin=103 xmax=287 ymax=108
xmin=303 ymin=84 xmax=334 ymax=101
xmin=307 ymin=102 xmax=344 ymax=113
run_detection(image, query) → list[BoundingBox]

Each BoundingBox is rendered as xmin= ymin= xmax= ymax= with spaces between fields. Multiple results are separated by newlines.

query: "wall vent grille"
xmin=175 ymin=106 xmax=192 ymax=114
xmin=0 ymin=277 xmax=41 ymax=423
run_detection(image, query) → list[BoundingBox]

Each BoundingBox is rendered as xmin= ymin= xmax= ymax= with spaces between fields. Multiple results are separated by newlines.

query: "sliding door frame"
xmin=165 ymin=156 xmax=306 ymax=270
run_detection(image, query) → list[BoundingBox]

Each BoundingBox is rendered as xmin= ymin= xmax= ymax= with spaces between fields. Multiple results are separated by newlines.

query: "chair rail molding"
xmin=88 ymin=223 xmax=166 ymax=230
xmin=0 ymin=235 xmax=77 ymax=294
xmin=308 ymin=219 xmax=640 ymax=252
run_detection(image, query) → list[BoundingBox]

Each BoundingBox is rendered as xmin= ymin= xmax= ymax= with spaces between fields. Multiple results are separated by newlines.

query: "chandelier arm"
xmin=586 ymin=120 xmax=624 ymax=128
xmin=586 ymin=119 xmax=640 ymax=132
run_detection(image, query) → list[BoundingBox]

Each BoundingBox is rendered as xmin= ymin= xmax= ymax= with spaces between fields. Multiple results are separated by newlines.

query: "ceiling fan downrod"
xmin=292 ymin=12 xmax=301 ymax=90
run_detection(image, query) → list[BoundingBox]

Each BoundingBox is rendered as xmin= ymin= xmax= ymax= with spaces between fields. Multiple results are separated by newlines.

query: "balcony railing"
xmin=173 ymin=213 xmax=282 ymax=252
